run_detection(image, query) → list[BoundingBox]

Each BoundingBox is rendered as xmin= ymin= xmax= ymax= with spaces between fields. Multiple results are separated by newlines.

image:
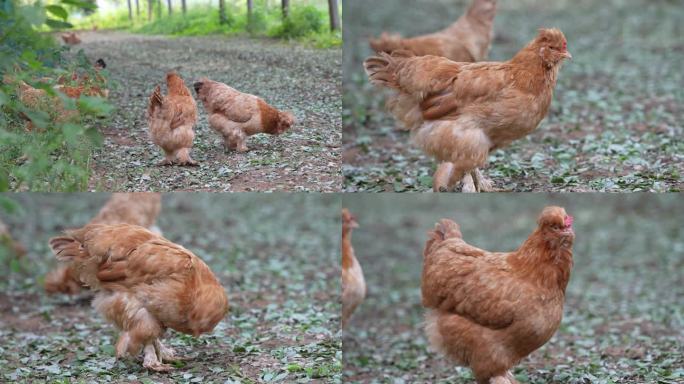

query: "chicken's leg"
xmin=158 ymin=151 xmax=175 ymax=166
xmin=461 ymin=173 xmax=477 ymax=193
xmin=433 ymin=162 xmax=455 ymax=192
xmin=175 ymin=148 xmax=197 ymax=166
xmin=471 ymin=168 xmax=493 ymax=192
xmin=143 ymin=344 xmax=173 ymax=372
xmin=154 ymin=339 xmax=183 ymax=362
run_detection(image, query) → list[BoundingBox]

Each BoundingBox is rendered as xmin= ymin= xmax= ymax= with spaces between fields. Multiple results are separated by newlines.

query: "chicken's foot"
xmin=154 ymin=339 xmax=184 ymax=362
xmin=471 ymin=168 xmax=493 ymax=192
xmin=143 ymin=344 xmax=173 ymax=372
xmin=433 ymin=162 xmax=455 ymax=192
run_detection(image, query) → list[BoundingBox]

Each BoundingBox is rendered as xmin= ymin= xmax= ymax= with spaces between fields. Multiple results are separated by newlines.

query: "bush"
xmin=269 ymin=5 xmax=324 ymax=39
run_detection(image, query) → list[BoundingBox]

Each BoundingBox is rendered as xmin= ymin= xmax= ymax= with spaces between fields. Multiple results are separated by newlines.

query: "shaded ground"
xmin=74 ymin=31 xmax=341 ymax=192
xmin=343 ymin=0 xmax=683 ymax=192
xmin=342 ymin=194 xmax=684 ymax=383
xmin=0 ymin=194 xmax=341 ymax=383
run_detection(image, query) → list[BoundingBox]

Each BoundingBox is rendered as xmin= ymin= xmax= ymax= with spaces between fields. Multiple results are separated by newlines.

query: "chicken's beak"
xmin=562 ymin=50 xmax=573 ymax=60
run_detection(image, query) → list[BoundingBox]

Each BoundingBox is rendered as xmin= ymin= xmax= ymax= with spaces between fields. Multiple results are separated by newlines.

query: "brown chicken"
xmin=193 ymin=78 xmax=295 ymax=152
xmin=44 ymin=193 xmax=162 ymax=295
xmin=61 ymin=32 xmax=81 ymax=45
xmin=148 ymin=72 xmax=199 ymax=166
xmin=9 ymin=58 xmax=108 ymax=131
xmin=422 ymin=206 xmax=574 ymax=384
xmin=49 ymin=223 xmax=229 ymax=371
xmin=370 ymin=0 xmax=497 ymax=63
xmin=365 ymin=28 xmax=572 ymax=192
xmin=341 ymin=209 xmax=366 ymax=329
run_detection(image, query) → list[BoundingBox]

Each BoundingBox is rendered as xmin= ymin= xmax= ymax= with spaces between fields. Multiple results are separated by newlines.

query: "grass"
xmin=342 ymin=0 xmax=683 ymax=192
xmin=0 ymin=193 xmax=341 ymax=383
xmin=73 ymin=3 xmax=342 ymax=49
xmin=342 ymin=194 xmax=684 ymax=383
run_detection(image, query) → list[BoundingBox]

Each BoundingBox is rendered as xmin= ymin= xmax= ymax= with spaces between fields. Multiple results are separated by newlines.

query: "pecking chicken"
xmin=44 ymin=193 xmax=162 ymax=295
xmin=369 ymin=0 xmax=497 ymax=63
xmin=364 ymin=28 xmax=572 ymax=192
xmin=61 ymin=32 xmax=81 ymax=45
xmin=193 ymin=78 xmax=295 ymax=153
xmin=148 ymin=72 xmax=199 ymax=166
xmin=49 ymin=223 xmax=229 ymax=371
xmin=341 ymin=209 xmax=366 ymax=329
xmin=422 ymin=206 xmax=574 ymax=384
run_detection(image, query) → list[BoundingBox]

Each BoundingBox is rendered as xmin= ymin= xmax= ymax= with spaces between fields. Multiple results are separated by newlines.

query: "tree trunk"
xmin=328 ymin=0 xmax=340 ymax=31
xmin=156 ymin=0 xmax=162 ymax=18
xmin=167 ymin=0 xmax=172 ymax=15
xmin=127 ymin=0 xmax=133 ymax=20
xmin=181 ymin=0 xmax=186 ymax=14
xmin=281 ymin=0 xmax=289 ymax=18
xmin=246 ymin=0 xmax=253 ymax=31
xmin=135 ymin=0 xmax=140 ymax=17
xmin=147 ymin=0 xmax=152 ymax=21
xmin=219 ymin=0 xmax=227 ymax=24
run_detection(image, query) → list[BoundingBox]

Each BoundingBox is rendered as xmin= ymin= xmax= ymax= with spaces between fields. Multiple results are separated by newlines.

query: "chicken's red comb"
xmin=564 ymin=215 xmax=574 ymax=227
xmin=562 ymin=41 xmax=567 ymax=50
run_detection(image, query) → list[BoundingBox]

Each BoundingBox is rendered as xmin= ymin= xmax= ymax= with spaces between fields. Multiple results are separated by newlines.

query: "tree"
xmin=147 ymin=0 xmax=152 ymax=20
xmin=181 ymin=0 xmax=186 ymax=14
xmin=282 ymin=0 xmax=289 ymax=18
xmin=246 ymin=0 xmax=253 ymax=30
xmin=135 ymin=0 xmax=140 ymax=17
xmin=328 ymin=0 xmax=340 ymax=31
xmin=219 ymin=0 xmax=227 ymax=24
xmin=127 ymin=0 xmax=133 ymax=20
xmin=167 ymin=0 xmax=172 ymax=15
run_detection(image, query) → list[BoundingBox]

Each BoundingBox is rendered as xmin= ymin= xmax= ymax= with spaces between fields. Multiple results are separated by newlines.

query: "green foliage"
xmin=268 ymin=5 xmax=323 ymax=39
xmin=0 ymin=0 xmax=111 ymax=191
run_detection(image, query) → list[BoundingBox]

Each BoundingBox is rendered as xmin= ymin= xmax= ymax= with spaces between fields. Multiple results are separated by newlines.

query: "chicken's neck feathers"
xmin=341 ymin=229 xmax=356 ymax=270
xmin=510 ymin=229 xmax=573 ymax=293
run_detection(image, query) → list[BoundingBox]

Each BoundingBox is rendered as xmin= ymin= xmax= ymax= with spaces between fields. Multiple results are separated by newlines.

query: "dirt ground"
xmin=342 ymin=0 xmax=683 ymax=192
xmin=70 ymin=31 xmax=341 ymax=192
xmin=0 ymin=194 xmax=341 ymax=383
xmin=341 ymin=194 xmax=684 ymax=383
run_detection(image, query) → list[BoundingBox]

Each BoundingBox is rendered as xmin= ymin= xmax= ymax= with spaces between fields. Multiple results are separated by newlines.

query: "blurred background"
xmin=0 ymin=193 xmax=341 ymax=382
xmin=342 ymin=194 xmax=684 ymax=383
xmin=342 ymin=0 xmax=683 ymax=192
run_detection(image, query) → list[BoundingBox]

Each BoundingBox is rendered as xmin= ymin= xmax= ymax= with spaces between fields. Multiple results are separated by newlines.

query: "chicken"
xmin=61 ymin=32 xmax=81 ymax=45
xmin=341 ymin=209 xmax=366 ymax=329
xmin=193 ymin=78 xmax=295 ymax=153
xmin=364 ymin=28 xmax=572 ymax=193
xmin=45 ymin=193 xmax=162 ymax=295
xmin=369 ymin=0 xmax=497 ymax=63
xmin=148 ymin=72 xmax=199 ymax=166
xmin=49 ymin=223 xmax=229 ymax=371
xmin=9 ymin=58 xmax=108 ymax=131
xmin=0 ymin=219 xmax=26 ymax=258
xmin=422 ymin=206 xmax=574 ymax=384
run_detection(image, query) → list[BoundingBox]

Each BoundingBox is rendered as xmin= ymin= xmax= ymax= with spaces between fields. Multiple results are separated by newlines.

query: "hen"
xmin=49 ymin=223 xmax=229 ymax=371
xmin=148 ymin=72 xmax=199 ymax=165
xmin=422 ymin=206 xmax=574 ymax=384
xmin=61 ymin=32 xmax=81 ymax=45
xmin=193 ymin=78 xmax=295 ymax=152
xmin=370 ymin=0 xmax=497 ymax=63
xmin=341 ymin=209 xmax=366 ymax=329
xmin=45 ymin=193 xmax=162 ymax=295
xmin=364 ymin=28 xmax=572 ymax=192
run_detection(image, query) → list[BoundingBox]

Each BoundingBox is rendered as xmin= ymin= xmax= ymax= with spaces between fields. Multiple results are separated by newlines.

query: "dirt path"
xmin=75 ymin=31 xmax=341 ymax=192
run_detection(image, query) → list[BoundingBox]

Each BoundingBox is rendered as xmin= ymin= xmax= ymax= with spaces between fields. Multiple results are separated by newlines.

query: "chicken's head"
xmin=538 ymin=206 xmax=574 ymax=246
xmin=534 ymin=28 xmax=572 ymax=67
xmin=342 ymin=208 xmax=359 ymax=231
xmin=275 ymin=111 xmax=295 ymax=135
xmin=166 ymin=71 xmax=191 ymax=96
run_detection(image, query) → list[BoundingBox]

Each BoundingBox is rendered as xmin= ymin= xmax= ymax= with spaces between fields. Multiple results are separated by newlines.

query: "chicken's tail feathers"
xmin=148 ymin=85 xmax=163 ymax=117
xmin=49 ymin=235 xmax=85 ymax=262
xmin=364 ymin=50 xmax=414 ymax=89
xmin=423 ymin=219 xmax=463 ymax=258
xmin=368 ymin=32 xmax=403 ymax=54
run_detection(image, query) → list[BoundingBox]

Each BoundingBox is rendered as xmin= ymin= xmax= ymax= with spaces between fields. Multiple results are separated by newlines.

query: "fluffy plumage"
xmin=341 ymin=209 xmax=366 ymax=329
xmin=61 ymin=32 xmax=81 ymax=45
xmin=369 ymin=0 xmax=497 ymax=63
xmin=44 ymin=193 xmax=162 ymax=295
xmin=49 ymin=224 xmax=229 ymax=371
xmin=365 ymin=28 xmax=572 ymax=192
xmin=194 ymin=78 xmax=295 ymax=152
xmin=148 ymin=72 xmax=198 ymax=166
xmin=422 ymin=206 xmax=574 ymax=384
